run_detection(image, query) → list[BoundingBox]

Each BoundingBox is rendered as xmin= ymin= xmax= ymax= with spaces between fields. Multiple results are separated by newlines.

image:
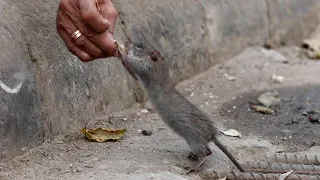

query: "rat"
xmin=116 ymin=41 xmax=245 ymax=173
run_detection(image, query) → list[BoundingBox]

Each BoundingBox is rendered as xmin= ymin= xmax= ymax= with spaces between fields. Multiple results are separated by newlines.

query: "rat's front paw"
xmin=187 ymin=152 xmax=199 ymax=161
xmin=205 ymin=146 xmax=212 ymax=156
xmin=186 ymin=157 xmax=208 ymax=174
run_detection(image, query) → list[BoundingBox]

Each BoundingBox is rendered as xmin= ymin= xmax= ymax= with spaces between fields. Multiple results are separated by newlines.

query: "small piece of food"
xmin=114 ymin=40 xmax=138 ymax=80
xmin=251 ymin=105 xmax=274 ymax=114
xmin=81 ymin=127 xmax=127 ymax=142
xmin=114 ymin=40 xmax=127 ymax=54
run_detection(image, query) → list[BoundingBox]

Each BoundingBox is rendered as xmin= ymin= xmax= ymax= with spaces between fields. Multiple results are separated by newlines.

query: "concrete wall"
xmin=0 ymin=0 xmax=319 ymax=161
xmin=0 ymin=1 xmax=43 ymax=162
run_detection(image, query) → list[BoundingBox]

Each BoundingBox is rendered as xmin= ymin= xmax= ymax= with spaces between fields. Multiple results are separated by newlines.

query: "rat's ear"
xmin=149 ymin=50 xmax=163 ymax=62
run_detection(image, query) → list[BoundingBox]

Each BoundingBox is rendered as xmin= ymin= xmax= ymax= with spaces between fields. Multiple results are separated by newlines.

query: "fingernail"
xmin=113 ymin=50 xmax=119 ymax=57
xmin=108 ymin=32 xmax=114 ymax=41
xmin=103 ymin=18 xmax=110 ymax=25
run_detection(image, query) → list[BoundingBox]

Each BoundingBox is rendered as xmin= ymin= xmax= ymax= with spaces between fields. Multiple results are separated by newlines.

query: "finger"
xmin=56 ymin=11 xmax=93 ymax=62
xmin=74 ymin=33 xmax=107 ymax=58
xmin=58 ymin=28 xmax=94 ymax=62
xmin=66 ymin=0 xmax=117 ymax=57
xmin=64 ymin=6 xmax=116 ymax=58
xmin=84 ymin=0 xmax=117 ymax=57
xmin=57 ymin=10 xmax=106 ymax=60
xmin=79 ymin=0 xmax=110 ymax=33
xmin=89 ymin=31 xmax=117 ymax=57
xmin=100 ymin=0 xmax=118 ymax=32
xmin=71 ymin=21 xmax=113 ymax=58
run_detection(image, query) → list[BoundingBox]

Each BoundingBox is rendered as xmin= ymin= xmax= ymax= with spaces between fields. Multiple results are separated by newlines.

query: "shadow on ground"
xmin=221 ymin=84 xmax=320 ymax=152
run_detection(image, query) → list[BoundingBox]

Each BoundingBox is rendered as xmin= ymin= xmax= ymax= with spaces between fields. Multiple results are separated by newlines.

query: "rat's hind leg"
xmin=187 ymin=152 xmax=199 ymax=161
xmin=186 ymin=156 xmax=208 ymax=174
xmin=185 ymin=141 xmax=211 ymax=174
xmin=205 ymin=145 xmax=212 ymax=156
xmin=186 ymin=140 xmax=203 ymax=161
xmin=187 ymin=143 xmax=212 ymax=160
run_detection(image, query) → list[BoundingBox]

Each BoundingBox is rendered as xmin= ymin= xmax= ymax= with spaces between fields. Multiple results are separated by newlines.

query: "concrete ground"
xmin=1 ymin=46 xmax=320 ymax=180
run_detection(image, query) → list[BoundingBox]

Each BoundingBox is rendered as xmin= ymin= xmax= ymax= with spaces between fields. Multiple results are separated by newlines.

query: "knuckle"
xmin=56 ymin=22 xmax=61 ymax=34
xmin=82 ymin=10 xmax=96 ymax=22
xmin=110 ymin=9 xmax=118 ymax=19
xmin=56 ymin=29 xmax=63 ymax=37
xmin=67 ymin=46 xmax=77 ymax=54
xmin=59 ymin=0 xmax=69 ymax=10
xmin=75 ymin=38 xmax=88 ymax=47
xmin=56 ymin=21 xmax=65 ymax=31
xmin=84 ymin=30 xmax=95 ymax=39
xmin=79 ymin=56 xmax=92 ymax=62
xmin=56 ymin=12 xmax=68 ymax=33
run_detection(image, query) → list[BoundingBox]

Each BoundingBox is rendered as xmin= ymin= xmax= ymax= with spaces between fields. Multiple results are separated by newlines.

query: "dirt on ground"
xmin=222 ymin=85 xmax=320 ymax=152
xmin=1 ymin=46 xmax=320 ymax=180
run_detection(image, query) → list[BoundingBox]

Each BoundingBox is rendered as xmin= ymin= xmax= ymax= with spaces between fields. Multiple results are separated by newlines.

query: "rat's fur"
xmin=119 ymin=42 xmax=244 ymax=172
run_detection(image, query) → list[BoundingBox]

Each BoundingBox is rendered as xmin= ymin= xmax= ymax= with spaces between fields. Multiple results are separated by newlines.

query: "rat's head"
xmin=119 ymin=42 xmax=167 ymax=83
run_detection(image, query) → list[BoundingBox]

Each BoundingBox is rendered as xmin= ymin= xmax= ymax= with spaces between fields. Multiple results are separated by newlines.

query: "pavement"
xmin=1 ymin=46 xmax=320 ymax=180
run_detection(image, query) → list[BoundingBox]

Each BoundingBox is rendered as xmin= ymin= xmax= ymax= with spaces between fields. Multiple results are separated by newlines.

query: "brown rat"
xmin=117 ymin=41 xmax=245 ymax=173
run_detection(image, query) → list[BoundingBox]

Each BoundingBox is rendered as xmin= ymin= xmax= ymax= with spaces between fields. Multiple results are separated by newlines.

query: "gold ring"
xmin=71 ymin=30 xmax=82 ymax=42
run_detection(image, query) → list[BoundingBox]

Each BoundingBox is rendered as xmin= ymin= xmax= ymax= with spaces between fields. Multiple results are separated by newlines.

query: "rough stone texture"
xmin=0 ymin=1 xmax=43 ymax=162
xmin=267 ymin=0 xmax=320 ymax=46
xmin=203 ymin=0 xmax=269 ymax=68
xmin=1 ymin=0 xmax=320 ymax=161
xmin=15 ymin=0 xmax=136 ymax=140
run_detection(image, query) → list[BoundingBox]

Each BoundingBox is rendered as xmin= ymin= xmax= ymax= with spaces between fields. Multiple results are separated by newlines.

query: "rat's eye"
xmin=137 ymin=44 xmax=143 ymax=49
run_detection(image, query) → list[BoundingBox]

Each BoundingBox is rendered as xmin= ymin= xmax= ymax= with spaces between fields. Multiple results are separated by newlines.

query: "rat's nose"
xmin=124 ymin=41 xmax=131 ymax=48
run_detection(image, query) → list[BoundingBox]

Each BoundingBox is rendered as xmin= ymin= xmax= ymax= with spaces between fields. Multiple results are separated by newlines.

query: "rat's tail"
xmin=212 ymin=137 xmax=245 ymax=172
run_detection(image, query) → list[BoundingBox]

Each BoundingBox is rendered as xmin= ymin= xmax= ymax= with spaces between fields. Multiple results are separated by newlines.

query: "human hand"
xmin=56 ymin=0 xmax=118 ymax=62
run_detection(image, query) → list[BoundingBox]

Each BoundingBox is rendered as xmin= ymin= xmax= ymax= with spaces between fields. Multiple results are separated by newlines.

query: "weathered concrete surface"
xmin=267 ymin=0 xmax=320 ymax=46
xmin=0 ymin=1 xmax=43 ymax=162
xmin=204 ymin=0 xmax=269 ymax=67
xmin=0 ymin=0 xmax=320 ymax=161
xmin=17 ymin=0 xmax=135 ymax=138
xmin=1 ymin=46 xmax=320 ymax=179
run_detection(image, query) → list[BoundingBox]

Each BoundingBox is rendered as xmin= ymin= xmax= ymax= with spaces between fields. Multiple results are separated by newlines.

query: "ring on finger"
xmin=71 ymin=30 xmax=82 ymax=42
xmin=72 ymin=33 xmax=104 ymax=58
xmin=74 ymin=34 xmax=88 ymax=46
